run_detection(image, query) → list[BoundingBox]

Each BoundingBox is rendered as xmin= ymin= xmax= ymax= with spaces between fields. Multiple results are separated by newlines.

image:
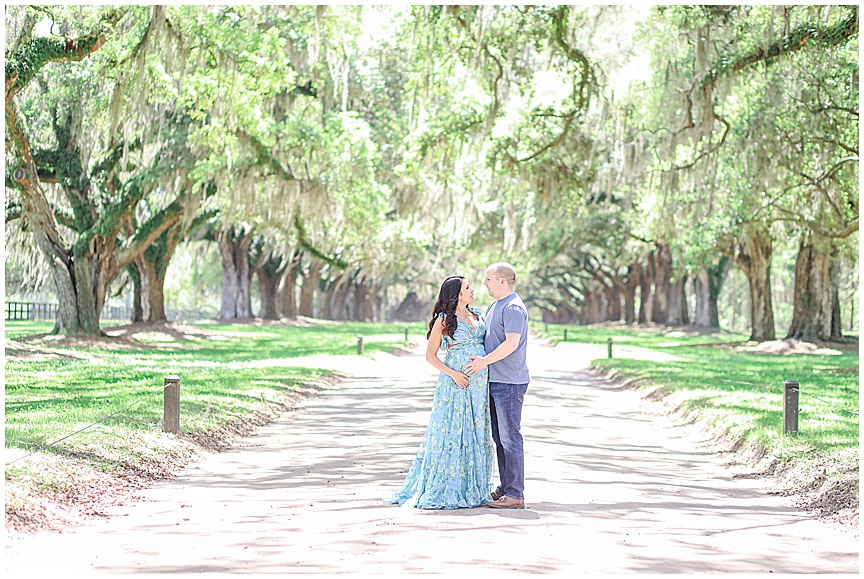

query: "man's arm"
xmin=463 ymin=332 xmax=520 ymax=375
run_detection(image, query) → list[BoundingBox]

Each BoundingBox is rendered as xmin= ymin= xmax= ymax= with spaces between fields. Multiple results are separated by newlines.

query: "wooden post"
xmin=607 ymin=337 xmax=613 ymax=359
xmin=544 ymin=322 xmax=548 ymax=334
xmin=163 ymin=375 xmax=180 ymax=434
xmin=563 ymin=328 xmax=567 ymax=341
xmin=357 ymin=334 xmax=364 ymax=355
xmin=404 ymin=326 xmax=409 ymax=341
xmin=783 ymin=380 xmax=799 ymax=435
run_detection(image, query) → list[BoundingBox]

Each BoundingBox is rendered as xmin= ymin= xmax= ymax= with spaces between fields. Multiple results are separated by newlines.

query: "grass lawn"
xmin=534 ymin=323 xmax=859 ymax=464
xmin=4 ymin=318 xmax=427 ymax=530
xmin=5 ymin=319 xmax=427 ymax=453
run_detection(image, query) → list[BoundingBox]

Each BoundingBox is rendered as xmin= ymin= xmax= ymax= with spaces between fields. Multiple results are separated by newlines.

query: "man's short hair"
xmin=488 ymin=262 xmax=516 ymax=285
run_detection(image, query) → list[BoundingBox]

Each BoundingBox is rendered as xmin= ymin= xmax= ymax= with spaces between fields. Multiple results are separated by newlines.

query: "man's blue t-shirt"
xmin=484 ymin=293 xmax=530 ymax=384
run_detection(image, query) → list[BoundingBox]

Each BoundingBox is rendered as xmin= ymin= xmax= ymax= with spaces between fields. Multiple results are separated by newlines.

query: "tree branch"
xmin=115 ymin=195 xmax=185 ymax=270
xmin=506 ymin=7 xmax=596 ymax=167
xmin=234 ymin=128 xmax=296 ymax=181
xmin=448 ymin=6 xmax=504 ymax=130
xmin=6 ymin=35 xmax=106 ymax=101
xmin=668 ymin=112 xmax=730 ymax=171
xmin=293 ymin=215 xmax=349 ymax=269
xmin=701 ymin=7 xmax=859 ymax=90
xmin=785 ymin=156 xmax=858 ymax=222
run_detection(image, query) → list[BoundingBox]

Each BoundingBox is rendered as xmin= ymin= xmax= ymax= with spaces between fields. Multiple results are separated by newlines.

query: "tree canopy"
xmin=5 ymin=4 xmax=858 ymax=342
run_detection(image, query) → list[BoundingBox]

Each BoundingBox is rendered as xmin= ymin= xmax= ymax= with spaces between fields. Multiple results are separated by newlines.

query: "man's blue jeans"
xmin=489 ymin=381 xmax=528 ymax=500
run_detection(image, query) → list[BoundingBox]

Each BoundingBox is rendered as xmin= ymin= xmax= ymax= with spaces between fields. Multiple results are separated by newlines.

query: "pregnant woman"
xmin=383 ymin=275 xmax=494 ymax=509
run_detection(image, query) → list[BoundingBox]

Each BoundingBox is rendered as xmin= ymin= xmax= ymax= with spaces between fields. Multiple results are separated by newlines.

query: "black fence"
xmin=5 ymin=302 xmax=210 ymax=322
xmin=5 ymin=302 xmax=57 ymax=320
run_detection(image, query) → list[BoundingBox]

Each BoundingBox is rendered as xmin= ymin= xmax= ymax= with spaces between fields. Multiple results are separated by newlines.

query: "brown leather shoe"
xmin=486 ymin=496 xmax=525 ymax=509
xmin=491 ymin=490 xmax=503 ymax=501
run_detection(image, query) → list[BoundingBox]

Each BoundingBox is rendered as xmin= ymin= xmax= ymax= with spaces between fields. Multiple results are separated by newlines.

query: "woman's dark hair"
xmin=427 ymin=276 xmax=465 ymax=339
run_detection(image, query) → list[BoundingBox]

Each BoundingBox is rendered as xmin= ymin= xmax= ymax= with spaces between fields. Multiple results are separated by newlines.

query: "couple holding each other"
xmin=384 ymin=262 xmax=529 ymax=510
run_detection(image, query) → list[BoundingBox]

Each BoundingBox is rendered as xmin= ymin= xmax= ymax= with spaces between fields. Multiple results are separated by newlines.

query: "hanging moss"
xmin=702 ymin=7 xmax=858 ymax=90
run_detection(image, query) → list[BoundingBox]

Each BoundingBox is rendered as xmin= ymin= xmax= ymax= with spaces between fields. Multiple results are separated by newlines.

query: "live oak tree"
xmin=6 ymin=5 xmax=857 ymax=341
xmin=5 ymin=6 xmax=198 ymax=335
xmin=631 ymin=5 xmax=858 ymax=340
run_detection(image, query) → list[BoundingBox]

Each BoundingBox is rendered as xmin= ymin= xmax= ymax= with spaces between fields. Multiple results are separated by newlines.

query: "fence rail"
xmin=5 ymin=302 xmax=210 ymax=322
xmin=5 ymin=302 xmax=57 ymax=320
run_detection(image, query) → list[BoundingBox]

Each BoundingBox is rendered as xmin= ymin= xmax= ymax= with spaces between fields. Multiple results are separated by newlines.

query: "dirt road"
xmin=4 ymin=339 xmax=858 ymax=573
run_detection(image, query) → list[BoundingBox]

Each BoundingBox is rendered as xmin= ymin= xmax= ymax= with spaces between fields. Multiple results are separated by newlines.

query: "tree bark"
xmin=581 ymin=290 xmax=600 ymax=325
xmin=388 ymin=291 xmax=429 ymax=322
xmin=299 ymin=259 xmax=322 ymax=318
xmin=320 ymin=272 xmax=349 ymax=320
xmin=651 ymin=244 xmax=672 ymax=324
xmin=666 ymin=273 xmax=689 ymax=326
xmin=333 ymin=276 xmax=352 ymax=320
xmin=693 ymin=268 xmax=714 ymax=328
xmin=353 ymin=280 xmax=370 ymax=321
xmin=637 ymin=255 xmax=654 ymax=324
xmin=623 ymin=261 xmax=641 ymax=325
xmin=255 ymin=249 xmax=286 ymax=320
xmin=786 ymin=235 xmax=842 ymax=342
xmin=129 ymin=260 xmax=144 ymax=323
xmin=362 ymin=281 xmax=378 ymax=322
xmin=588 ymin=270 xmax=620 ymax=323
xmin=594 ymin=270 xmax=623 ymax=323
xmin=693 ymin=257 xmax=731 ymax=328
xmin=279 ymin=252 xmax=300 ymax=318
xmin=218 ymin=225 xmax=255 ymax=319
xmin=256 ymin=267 xmax=279 ymax=319
xmin=734 ymin=224 xmax=776 ymax=341
xmin=130 ymin=255 xmax=167 ymax=322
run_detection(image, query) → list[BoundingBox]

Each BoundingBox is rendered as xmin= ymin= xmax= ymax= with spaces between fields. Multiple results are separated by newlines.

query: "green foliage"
xmin=4 ymin=4 xmax=858 ymax=334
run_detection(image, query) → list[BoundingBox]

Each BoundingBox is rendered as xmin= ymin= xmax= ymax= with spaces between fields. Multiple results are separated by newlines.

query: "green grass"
xmin=4 ymin=320 xmax=426 ymax=463
xmin=535 ymin=323 xmax=859 ymax=460
xmin=4 ymin=320 xmax=55 ymax=339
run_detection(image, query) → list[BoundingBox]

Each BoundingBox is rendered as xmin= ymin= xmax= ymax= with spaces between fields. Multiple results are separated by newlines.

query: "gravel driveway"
xmin=4 ymin=338 xmax=858 ymax=573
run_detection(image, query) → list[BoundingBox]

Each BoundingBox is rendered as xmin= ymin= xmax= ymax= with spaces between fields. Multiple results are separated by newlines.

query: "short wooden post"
xmin=357 ymin=334 xmax=364 ymax=355
xmin=404 ymin=326 xmax=409 ymax=341
xmin=783 ymin=380 xmax=799 ymax=435
xmin=163 ymin=375 xmax=180 ymax=434
xmin=544 ymin=322 xmax=548 ymax=334
xmin=563 ymin=328 xmax=567 ymax=341
xmin=607 ymin=337 xmax=613 ymax=359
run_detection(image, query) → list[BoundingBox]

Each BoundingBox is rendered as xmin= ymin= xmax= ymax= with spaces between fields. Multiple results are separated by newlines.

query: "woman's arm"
xmin=426 ymin=317 xmax=469 ymax=388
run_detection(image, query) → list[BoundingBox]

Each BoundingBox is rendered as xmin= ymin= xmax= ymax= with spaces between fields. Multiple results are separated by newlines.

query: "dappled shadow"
xmin=8 ymin=344 xmax=857 ymax=574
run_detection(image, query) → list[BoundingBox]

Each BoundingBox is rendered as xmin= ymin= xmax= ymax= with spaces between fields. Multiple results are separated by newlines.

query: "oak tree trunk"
xmin=693 ymin=268 xmax=714 ymax=328
xmin=299 ymin=260 xmax=322 ymax=318
xmin=581 ymin=291 xmax=600 ymax=325
xmin=321 ymin=273 xmax=349 ymax=320
xmin=666 ymin=273 xmax=689 ymax=326
xmin=219 ymin=225 xmax=255 ymax=319
xmin=256 ymin=266 xmax=279 ymax=319
xmin=735 ymin=224 xmax=776 ymax=341
xmin=606 ymin=283 xmax=622 ymax=322
xmin=693 ymin=257 xmax=730 ymax=328
xmin=651 ymin=244 xmax=672 ymax=324
xmin=332 ymin=277 xmax=352 ymax=320
xmin=623 ymin=261 xmax=641 ymax=325
xmin=130 ymin=255 xmax=167 ymax=323
xmin=786 ymin=235 xmax=842 ymax=342
xmin=353 ymin=281 xmax=369 ymax=321
xmin=279 ymin=257 xmax=299 ymax=318
xmin=638 ymin=252 xmax=654 ymax=323
xmin=255 ymin=250 xmax=286 ymax=320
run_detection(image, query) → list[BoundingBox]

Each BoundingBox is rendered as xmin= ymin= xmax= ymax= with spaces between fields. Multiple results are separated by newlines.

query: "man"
xmin=463 ymin=262 xmax=529 ymax=509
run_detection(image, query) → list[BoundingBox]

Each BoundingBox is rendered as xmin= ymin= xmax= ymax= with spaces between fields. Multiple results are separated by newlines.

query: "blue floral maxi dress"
xmin=384 ymin=307 xmax=494 ymax=509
